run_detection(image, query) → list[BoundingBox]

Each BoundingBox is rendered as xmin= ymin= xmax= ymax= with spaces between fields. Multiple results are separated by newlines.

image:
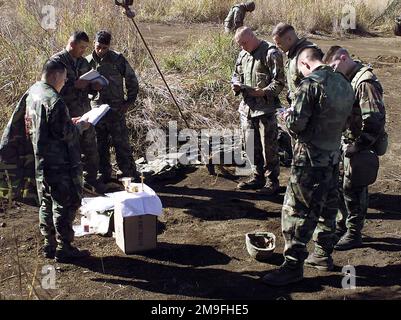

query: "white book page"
xmin=79 ymin=104 xmax=110 ymax=126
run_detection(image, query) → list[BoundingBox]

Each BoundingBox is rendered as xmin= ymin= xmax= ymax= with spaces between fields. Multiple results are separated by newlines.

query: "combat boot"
xmin=237 ymin=177 xmax=265 ymax=190
xmin=257 ymin=179 xmax=280 ymax=195
xmin=334 ymin=231 xmax=362 ymax=251
xmin=333 ymin=227 xmax=346 ymax=244
xmin=55 ymin=244 xmax=90 ymax=263
xmin=305 ymin=253 xmax=334 ymax=271
xmin=42 ymin=239 xmax=56 ymax=259
xmin=262 ymin=262 xmax=304 ymax=286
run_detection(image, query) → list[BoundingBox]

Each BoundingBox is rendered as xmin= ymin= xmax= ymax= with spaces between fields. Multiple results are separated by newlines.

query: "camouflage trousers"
xmin=282 ymin=164 xmax=340 ymax=266
xmin=336 ymin=151 xmax=369 ymax=235
xmin=38 ymin=173 xmax=81 ymax=247
xmin=241 ymin=114 xmax=280 ymax=182
xmin=96 ymin=110 xmax=136 ymax=180
xmin=80 ymin=126 xmax=99 ymax=185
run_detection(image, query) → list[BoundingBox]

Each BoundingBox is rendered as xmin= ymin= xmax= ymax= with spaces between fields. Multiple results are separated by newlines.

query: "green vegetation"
xmin=0 ymin=0 xmax=393 ymax=154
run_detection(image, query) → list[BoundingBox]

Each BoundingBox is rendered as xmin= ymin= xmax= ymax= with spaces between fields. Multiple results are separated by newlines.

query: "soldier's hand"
xmin=91 ymin=82 xmax=104 ymax=91
xmin=76 ymin=119 xmax=91 ymax=131
xmin=74 ymin=79 xmax=90 ymax=89
xmin=71 ymin=117 xmax=81 ymax=125
xmin=72 ymin=116 xmax=91 ymax=131
xmin=344 ymin=144 xmax=360 ymax=158
xmin=232 ymin=83 xmax=241 ymax=92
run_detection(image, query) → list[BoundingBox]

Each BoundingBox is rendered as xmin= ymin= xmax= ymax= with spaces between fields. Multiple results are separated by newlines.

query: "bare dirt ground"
xmin=1 ymin=24 xmax=401 ymax=300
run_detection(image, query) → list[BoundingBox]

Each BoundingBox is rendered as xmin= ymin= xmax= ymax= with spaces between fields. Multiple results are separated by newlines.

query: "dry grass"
xmin=0 ymin=0 xmax=394 ymax=155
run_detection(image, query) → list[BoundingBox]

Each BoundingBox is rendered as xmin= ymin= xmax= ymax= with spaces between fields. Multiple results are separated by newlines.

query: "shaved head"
xmin=234 ymin=26 xmax=260 ymax=53
xmin=272 ymin=23 xmax=295 ymax=38
xmin=297 ymin=47 xmax=325 ymax=77
xmin=322 ymin=45 xmax=356 ymax=76
xmin=244 ymin=1 xmax=255 ymax=11
xmin=298 ymin=48 xmax=323 ymax=65
xmin=272 ymin=23 xmax=298 ymax=53
xmin=235 ymin=26 xmax=254 ymax=42
xmin=323 ymin=46 xmax=350 ymax=64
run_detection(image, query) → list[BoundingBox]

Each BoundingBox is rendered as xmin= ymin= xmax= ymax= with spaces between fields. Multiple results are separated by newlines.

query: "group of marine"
xmin=0 ymin=2 xmax=389 ymax=286
xmin=226 ymin=2 xmax=387 ymax=286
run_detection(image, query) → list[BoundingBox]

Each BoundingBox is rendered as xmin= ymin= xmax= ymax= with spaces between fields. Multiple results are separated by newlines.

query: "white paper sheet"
xmin=80 ymin=69 xmax=109 ymax=86
xmin=79 ymin=104 xmax=110 ymax=126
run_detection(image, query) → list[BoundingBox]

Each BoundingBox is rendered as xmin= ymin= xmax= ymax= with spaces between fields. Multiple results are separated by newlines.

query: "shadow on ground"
xmin=68 ymin=252 xmax=401 ymax=300
xmin=155 ymin=185 xmax=284 ymax=221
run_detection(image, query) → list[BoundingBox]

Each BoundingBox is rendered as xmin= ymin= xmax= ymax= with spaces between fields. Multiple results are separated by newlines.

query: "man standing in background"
xmin=224 ymin=2 xmax=256 ymax=33
xmin=86 ymin=30 xmax=139 ymax=183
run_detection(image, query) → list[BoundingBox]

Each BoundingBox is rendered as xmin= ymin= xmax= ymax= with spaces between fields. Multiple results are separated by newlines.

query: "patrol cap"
xmin=95 ymin=30 xmax=112 ymax=45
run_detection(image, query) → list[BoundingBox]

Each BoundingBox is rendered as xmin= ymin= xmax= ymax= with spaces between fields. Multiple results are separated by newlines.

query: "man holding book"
xmin=232 ymin=27 xmax=285 ymax=195
xmin=86 ymin=30 xmax=139 ymax=183
xmin=51 ymin=31 xmax=105 ymax=192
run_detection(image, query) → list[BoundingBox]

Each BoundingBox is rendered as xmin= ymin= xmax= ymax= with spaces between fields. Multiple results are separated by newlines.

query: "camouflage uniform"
xmin=86 ymin=50 xmax=139 ymax=181
xmin=51 ymin=50 xmax=100 ymax=186
xmin=224 ymin=4 xmax=247 ymax=33
xmin=232 ymin=41 xmax=285 ymax=183
xmin=282 ymin=65 xmax=354 ymax=266
xmin=24 ymin=81 xmax=83 ymax=248
xmin=337 ymin=62 xmax=386 ymax=235
xmin=286 ymin=38 xmax=323 ymax=103
xmin=0 ymin=93 xmax=38 ymax=205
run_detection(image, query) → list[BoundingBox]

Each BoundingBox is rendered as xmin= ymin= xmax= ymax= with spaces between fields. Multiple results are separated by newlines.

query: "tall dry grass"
xmin=0 ymin=0 xmax=393 ymax=154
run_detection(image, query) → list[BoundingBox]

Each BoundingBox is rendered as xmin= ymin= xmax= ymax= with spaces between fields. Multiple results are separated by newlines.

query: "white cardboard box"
xmin=114 ymin=211 xmax=157 ymax=254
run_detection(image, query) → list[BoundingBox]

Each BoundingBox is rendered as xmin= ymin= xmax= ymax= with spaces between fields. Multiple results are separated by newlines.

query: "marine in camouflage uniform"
xmin=224 ymin=2 xmax=255 ymax=33
xmin=86 ymin=31 xmax=139 ymax=182
xmin=0 ymin=93 xmax=38 ymax=206
xmin=51 ymin=32 xmax=100 ymax=188
xmin=272 ymin=23 xmax=323 ymax=104
xmin=24 ymin=60 xmax=90 ymax=262
xmin=323 ymin=46 xmax=387 ymax=250
xmin=232 ymin=27 xmax=285 ymax=194
xmin=262 ymin=49 xmax=354 ymax=286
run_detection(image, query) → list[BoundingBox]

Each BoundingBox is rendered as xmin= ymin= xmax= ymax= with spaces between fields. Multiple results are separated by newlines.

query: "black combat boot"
xmin=305 ymin=253 xmax=334 ymax=271
xmin=262 ymin=262 xmax=304 ymax=286
xmin=42 ymin=239 xmax=56 ymax=259
xmin=237 ymin=177 xmax=265 ymax=190
xmin=334 ymin=231 xmax=362 ymax=251
xmin=257 ymin=179 xmax=280 ymax=195
xmin=55 ymin=244 xmax=90 ymax=263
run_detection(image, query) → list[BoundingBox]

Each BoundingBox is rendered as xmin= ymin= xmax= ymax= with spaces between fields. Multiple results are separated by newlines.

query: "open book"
xmin=80 ymin=69 xmax=109 ymax=87
xmin=79 ymin=104 xmax=111 ymax=126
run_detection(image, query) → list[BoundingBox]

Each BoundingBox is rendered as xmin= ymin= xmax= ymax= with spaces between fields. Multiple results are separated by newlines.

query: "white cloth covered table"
xmin=105 ymin=183 xmax=163 ymax=217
